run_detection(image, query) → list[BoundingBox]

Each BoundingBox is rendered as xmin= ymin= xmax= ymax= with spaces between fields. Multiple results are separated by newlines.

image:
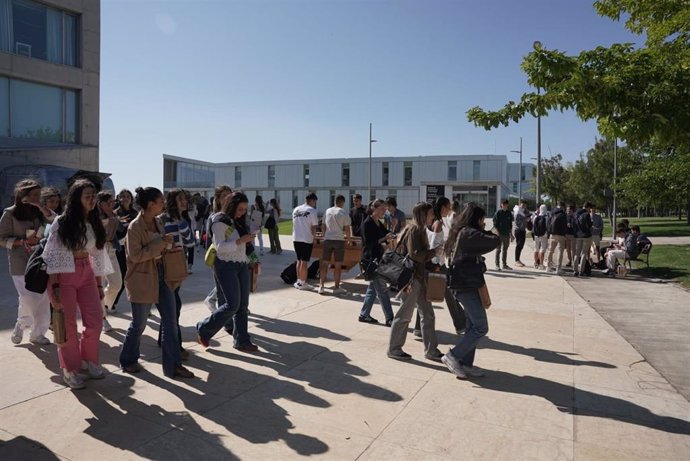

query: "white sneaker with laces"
xmin=332 ymin=287 xmax=347 ymax=296
xmin=11 ymin=323 xmax=24 ymax=345
xmin=79 ymin=361 xmax=106 ymax=380
xmin=462 ymin=365 xmax=486 ymax=377
xmin=318 ymin=285 xmax=326 ymax=295
xmin=63 ymin=370 xmax=86 ymax=389
xmin=441 ymin=352 xmax=467 ymax=379
xmin=102 ymin=318 xmax=113 ymax=332
xmin=295 ymin=281 xmax=314 ymax=291
xmin=29 ymin=335 xmax=51 ymax=345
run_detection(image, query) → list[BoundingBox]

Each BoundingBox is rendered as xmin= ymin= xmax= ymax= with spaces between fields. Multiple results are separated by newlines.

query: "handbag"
xmin=264 ymin=214 xmax=276 ymax=230
xmin=52 ymin=308 xmax=67 ymax=344
xmin=375 ymin=229 xmax=414 ymax=288
xmin=479 ymin=284 xmax=492 ymax=309
xmin=162 ymin=249 xmax=188 ymax=286
xmin=25 ymin=239 xmax=48 ymax=294
xmin=426 ymin=272 xmax=446 ymax=302
xmin=360 ymin=258 xmax=379 ymax=281
xmin=447 ymin=231 xmax=487 ymax=290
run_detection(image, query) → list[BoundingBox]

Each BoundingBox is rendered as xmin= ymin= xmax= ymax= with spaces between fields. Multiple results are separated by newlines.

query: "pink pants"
xmin=53 ymin=258 xmax=102 ymax=372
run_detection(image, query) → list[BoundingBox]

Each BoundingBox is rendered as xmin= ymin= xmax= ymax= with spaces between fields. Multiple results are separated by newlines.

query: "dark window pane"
xmin=0 ymin=77 xmax=8 ymax=137
xmin=12 ymin=0 xmax=47 ymax=61
xmin=11 ymin=79 xmax=62 ymax=141
xmin=65 ymin=89 xmax=77 ymax=143
xmin=64 ymin=13 xmax=77 ymax=66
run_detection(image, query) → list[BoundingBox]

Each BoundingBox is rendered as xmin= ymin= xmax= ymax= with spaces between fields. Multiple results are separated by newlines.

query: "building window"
xmin=521 ymin=166 xmax=527 ymax=181
xmin=268 ymin=165 xmax=275 ymax=188
xmin=303 ymin=164 xmax=309 ymax=187
xmin=512 ymin=182 xmax=518 ymax=193
xmin=473 ymin=160 xmax=481 ymax=181
xmin=4 ymin=78 xmax=78 ymax=143
xmin=1 ymin=0 xmax=79 ymax=67
xmin=329 ymin=190 xmax=336 ymax=207
xmin=342 ymin=163 xmax=349 ymax=187
xmin=292 ymin=190 xmax=298 ymax=208
xmin=382 ymin=162 xmax=389 ymax=187
xmin=448 ymin=161 xmax=457 ymax=181
xmin=235 ymin=166 xmax=242 ymax=187
xmin=404 ymin=161 xmax=412 ymax=186
xmin=163 ymin=159 xmax=177 ymax=188
xmin=175 ymin=162 xmax=213 ymax=189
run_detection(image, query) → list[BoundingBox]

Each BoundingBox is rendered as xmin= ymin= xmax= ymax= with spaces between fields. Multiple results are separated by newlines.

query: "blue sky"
xmin=100 ymin=0 xmax=640 ymax=192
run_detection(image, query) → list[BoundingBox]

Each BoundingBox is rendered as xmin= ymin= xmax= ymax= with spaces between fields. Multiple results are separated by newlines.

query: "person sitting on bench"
xmin=604 ymin=223 xmax=639 ymax=276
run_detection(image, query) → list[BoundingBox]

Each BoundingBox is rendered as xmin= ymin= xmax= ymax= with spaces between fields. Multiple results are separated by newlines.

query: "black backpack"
xmin=308 ymin=260 xmax=320 ymax=280
xmin=533 ymin=215 xmax=547 ymax=237
xmin=264 ymin=214 xmax=276 ymax=230
xmin=549 ymin=212 xmax=567 ymax=235
xmin=576 ymin=210 xmax=592 ymax=234
xmin=25 ymin=239 xmax=49 ymax=294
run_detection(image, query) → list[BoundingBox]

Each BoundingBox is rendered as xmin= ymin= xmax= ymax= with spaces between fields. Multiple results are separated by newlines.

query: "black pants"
xmin=415 ymin=287 xmax=466 ymax=332
xmin=112 ymin=248 xmax=127 ymax=308
xmin=515 ymin=229 xmax=526 ymax=262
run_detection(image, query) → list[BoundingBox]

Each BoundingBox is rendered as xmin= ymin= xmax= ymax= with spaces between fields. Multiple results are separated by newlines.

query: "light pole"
xmin=533 ymin=40 xmax=542 ymax=206
xmin=612 ymin=137 xmax=618 ymax=238
xmin=510 ymin=136 xmax=523 ymax=200
xmin=368 ymin=123 xmax=377 ymax=201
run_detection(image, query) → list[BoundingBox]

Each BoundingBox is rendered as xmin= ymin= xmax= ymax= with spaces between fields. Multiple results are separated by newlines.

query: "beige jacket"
xmin=124 ymin=213 xmax=167 ymax=304
xmin=0 ymin=206 xmax=49 ymax=276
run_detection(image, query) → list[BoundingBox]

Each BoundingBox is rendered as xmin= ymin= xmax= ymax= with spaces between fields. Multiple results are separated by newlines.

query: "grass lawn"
xmin=629 ymin=244 xmax=690 ymax=289
xmin=277 ymin=219 xmax=293 ymax=236
xmin=601 ymin=216 xmax=690 ymax=238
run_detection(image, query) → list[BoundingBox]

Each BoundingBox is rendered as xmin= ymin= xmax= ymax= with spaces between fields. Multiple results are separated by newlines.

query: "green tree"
xmin=539 ymin=154 xmax=570 ymax=205
xmin=466 ymin=0 xmax=689 ymax=220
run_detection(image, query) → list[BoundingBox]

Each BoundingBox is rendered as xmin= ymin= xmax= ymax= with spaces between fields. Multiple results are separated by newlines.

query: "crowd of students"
xmin=2 ymin=175 xmax=655 ymax=389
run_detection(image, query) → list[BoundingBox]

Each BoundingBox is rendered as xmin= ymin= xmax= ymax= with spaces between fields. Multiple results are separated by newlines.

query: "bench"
xmin=625 ymin=243 xmax=652 ymax=269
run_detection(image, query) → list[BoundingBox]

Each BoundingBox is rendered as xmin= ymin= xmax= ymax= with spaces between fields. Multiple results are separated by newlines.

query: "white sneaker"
xmin=102 ymin=318 xmax=113 ymax=332
xmin=78 ymin=361 xmax=106 ymax=380
xmin=63 ymin=370 xmax=86 ymax=389
xmin=441 ymin=352 xmax=467 ymax=379
xmin=29 ymin=335 xmax=51 ymax=345
xmin=462 ymin=365 xmax=486 ymax=377
xmin=187 ymin=264 xmax=193 ymax=275
xmin=318 ymin=285 xmax=326 ymax=295
xmin=294 ymin=281 xmax=314 ymax=291
xmin=11 ymin=323 xmax=24 ymax=345
xmin=332 ymin=287 xmax=347 ymax=296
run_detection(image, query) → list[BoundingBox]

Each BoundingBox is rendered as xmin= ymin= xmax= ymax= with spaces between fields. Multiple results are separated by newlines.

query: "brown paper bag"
xmin=52 ymin=309 xmax=66 ymax=344
xmin=162 ymin=249 xmax=188 ymax=288
xmin=479 ymin=284 xmax=492 ymax=309
xmin=426 ymin=273 xmax=446 ymax=302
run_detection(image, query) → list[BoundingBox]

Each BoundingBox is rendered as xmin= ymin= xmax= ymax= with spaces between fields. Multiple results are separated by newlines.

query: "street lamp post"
xmin=612 ymin=137 xmax=618 ymax=238
xmin=368 ymin=123 xmax=377 ymax=201
xmin=533 ymin=41 xmax=543 ymax=206
xmin=510 ymin=136 xmax=523 ymax=201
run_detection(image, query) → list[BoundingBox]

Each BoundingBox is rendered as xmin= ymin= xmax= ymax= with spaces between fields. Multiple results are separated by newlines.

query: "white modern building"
xmin=163 ymin=154 xmax=535 ymax=218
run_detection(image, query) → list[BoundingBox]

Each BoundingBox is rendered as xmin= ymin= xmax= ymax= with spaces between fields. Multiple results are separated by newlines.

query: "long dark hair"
xmin=96 ymin=190 xmax=114 ymax=219
xmin=12 ymin=179 xmax=45 ymax=222
xmin=222 ymin=192 xmax=249 ymax=229
xmin=165 ymin=189 xmax=185 ymax=221
xmin=432 ymin=196 xmax=450 ymax=221
xmin=117 ymin=189 xmax=134 ymax=211
xmin=269 ymin=198 xmax=281 ymax=215
xmin=444 ymin=202 xmax=486 ymax=255
xmin=213 ymin=185 xmax=233 ymax=213
xmin=254 ymin=195 xmax=265 ymax=213
xmin=58 ymin=179 xmax=106 ymax=251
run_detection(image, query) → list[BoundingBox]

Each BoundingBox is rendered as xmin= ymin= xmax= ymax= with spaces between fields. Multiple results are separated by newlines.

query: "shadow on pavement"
xmin=0 ymin=435 xmax=61 ymax=461
xmin=471 ymin=370 xmax=690 ymax=435
xmin=250 ymin=314 xmax=351 ymax=342
xmin=480 ymin=337 xmax=617 ymax=369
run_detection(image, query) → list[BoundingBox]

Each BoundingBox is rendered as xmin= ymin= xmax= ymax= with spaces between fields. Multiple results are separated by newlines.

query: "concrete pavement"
xmin=0 ymin=234 xmax=689 ymax=460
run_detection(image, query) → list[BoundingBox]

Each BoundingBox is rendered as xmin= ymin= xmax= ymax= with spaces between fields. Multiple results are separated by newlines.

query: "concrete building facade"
xmin=164 ymin=154 xmax=535 ymax=218
xmin=0 ymin=0 xmax=100 ymax=205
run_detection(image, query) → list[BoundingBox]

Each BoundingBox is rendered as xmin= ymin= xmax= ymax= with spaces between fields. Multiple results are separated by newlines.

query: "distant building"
xmin=164 ymin=154 xmax=534 ymax=218
xmin=0 ymin=0 xmax=102 ymax=205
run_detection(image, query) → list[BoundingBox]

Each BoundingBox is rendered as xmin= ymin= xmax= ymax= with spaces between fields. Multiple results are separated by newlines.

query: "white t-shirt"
xmin=292 ymin=203 xmax=318 ymax=244
xmin=323 ymin=206 xmax=351 ymax=241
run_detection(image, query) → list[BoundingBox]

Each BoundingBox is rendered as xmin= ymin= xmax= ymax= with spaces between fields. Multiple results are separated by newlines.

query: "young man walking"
xmin=590 ymin=206 xmax=604 ymax=264
xmin=573 ymin=202 xmax=594 ymax=277
xmin=319 ymin=195 xmax=352 ymax=295
xmin=492 ymin=199 xmax=513 ymax=270
xmin=546 ymin=202 xmax=568 ymax=274
xmin=349 ymin=194 xmax=367 ymax=238
xmin=513 ymin=200 xmax=529 ymax=267
xmin=292 ymin=193 xmax=319 ymax=290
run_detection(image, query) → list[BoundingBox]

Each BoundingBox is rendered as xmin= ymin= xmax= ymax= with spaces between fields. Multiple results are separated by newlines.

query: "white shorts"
xmin=534 ymin=235 xmax=549 ymax=253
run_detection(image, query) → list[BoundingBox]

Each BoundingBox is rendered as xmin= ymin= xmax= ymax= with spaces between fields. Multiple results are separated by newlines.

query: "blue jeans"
xmin=120 ymin=266 xmax=181 ymax=377
xmin=359 ymin=276 xmax=394 ymax=322
xmin=197 ymin=260 xmax=251 ymax=346
xmin=449 ymin=289 xmax=488 ymax=367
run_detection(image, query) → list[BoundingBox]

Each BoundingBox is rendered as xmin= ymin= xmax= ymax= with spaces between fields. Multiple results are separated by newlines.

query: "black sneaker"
xmin=385 ymin=319 xmax=393 ymax=327
xmin=387 ymin=350 xmax=412 ymax=361
xmin=574 ymin=271 xmax=580 ymax=277
xmin=358 ymin=315 xmax=379 ymax=324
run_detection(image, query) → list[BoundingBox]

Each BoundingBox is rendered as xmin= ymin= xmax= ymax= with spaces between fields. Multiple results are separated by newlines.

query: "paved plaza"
xmin=1 ymin=235 xmax=689 ymax=460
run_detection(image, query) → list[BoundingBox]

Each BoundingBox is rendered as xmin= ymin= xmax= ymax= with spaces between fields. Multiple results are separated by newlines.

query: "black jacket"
xmin=448 ymin=226 xmax=500 ymax=290
xmin=361 ymin=216 xmax=389 ymax=261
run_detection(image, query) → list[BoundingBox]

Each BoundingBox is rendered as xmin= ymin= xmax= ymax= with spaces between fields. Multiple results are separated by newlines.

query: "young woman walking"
xmin=440 ymin=203 xmax=500 ymax=379
xmin=266 ymin=198 xmax=282 ymax=254
xmin=119 ymin=187 xmax=194 ymax=379
xmin=249 ymin=195 xmax=266 ymax=256
xmin=202 ymin=185 xmax=233 ymax=313
xmin=43 ymin=179 xmax=113 ymax=389
xmin=197 ymin=192 xmax=259 ymax=352
xmin=358 ymin=199 xmax=396 ymax=325
xmin=0 ymin=179 xmax=54 ymax=345
xmin=111 ymin=189 xmax=138 ymax=311
xmin=388 ymin=202 xmax=443 ymax=362
xmin=97 ymin=191 xmax=123 ymax=332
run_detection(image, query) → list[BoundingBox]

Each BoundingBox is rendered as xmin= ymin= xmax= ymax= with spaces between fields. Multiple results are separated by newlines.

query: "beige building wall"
xmin=0 ymin=0 xmax=100 ymax=171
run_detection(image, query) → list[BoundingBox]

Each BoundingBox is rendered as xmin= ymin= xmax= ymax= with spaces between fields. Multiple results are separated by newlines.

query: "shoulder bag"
xmin=374 ymin=228 xmax=414 ymax=289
